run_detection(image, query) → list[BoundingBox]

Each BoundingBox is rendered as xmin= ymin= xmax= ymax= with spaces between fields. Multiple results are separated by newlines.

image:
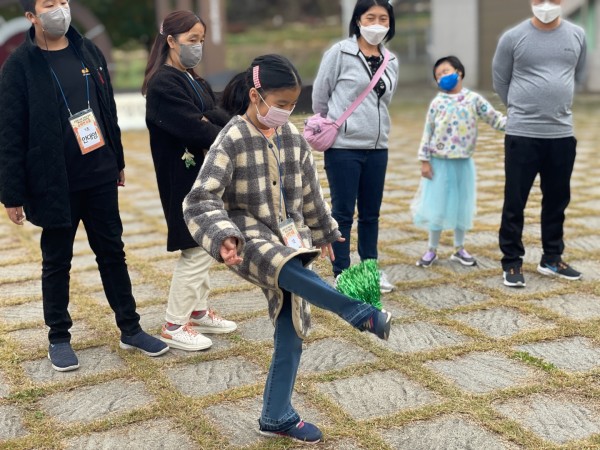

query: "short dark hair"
xmin=433 ymin=55 xmax=466 ymax=81
xmin=19 ymin=0 xmax=36 ymax=13
xmin=348 ymin=0 xmax=396 ymax=43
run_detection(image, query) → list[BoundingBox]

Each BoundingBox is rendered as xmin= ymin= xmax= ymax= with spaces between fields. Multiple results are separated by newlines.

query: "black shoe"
xmin=120 ymin=330 xmax=169 ymax=356
xmin=537 ymin=259 xmax=582 ymax=280
xmin=503 ymin=266 xmax=526 ymax=288
xmin=359 ymin=310 xmax=392 ymax=340
xmin=48 ymin=342 xmax=79 ymax=372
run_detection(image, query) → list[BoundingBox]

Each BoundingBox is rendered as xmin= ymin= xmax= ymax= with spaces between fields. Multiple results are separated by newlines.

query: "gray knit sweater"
xmin=312 ymin=36 xmax=399 ymax=149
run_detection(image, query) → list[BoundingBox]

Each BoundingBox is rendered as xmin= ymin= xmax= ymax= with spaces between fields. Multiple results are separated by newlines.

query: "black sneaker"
xmin=503 ymin=266 xmax=526 ymax=288
xmin=48 ymin=342 xmax=79 ymax=372
xmin=537 ymin=259 xmax=582 ymax=280
xmin=120 ymin=330 xmax=169 ymax=356
xmin=359 ymin=310 xmax=392 ymax=340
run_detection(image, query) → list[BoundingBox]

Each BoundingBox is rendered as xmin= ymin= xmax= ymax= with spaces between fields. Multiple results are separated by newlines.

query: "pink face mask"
xmin=255 ymin=92 xmax=294 ymax=129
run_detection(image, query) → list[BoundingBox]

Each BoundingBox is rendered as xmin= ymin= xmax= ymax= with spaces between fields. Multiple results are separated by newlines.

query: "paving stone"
xmin=0 ymin=405 xmax=28 ymax=440
xmin=568 ymin=235 xmax=600 ymax=251
xmin=464 ymin=231 xmax=499 ymax=248
xmin=90 ymin=283 xmax=167 ymax=308
xmin=0 ymin=280 xmax=41 ymax=300
xmin=451 ymin=307 xmax=550 ymax=338
xmin=534 ymin=293 xmax=600 ymax=320
xmin=382 ymin=415 xmax=520 ymax=450
xmin=571 ymin=216 xmax=600 ymax=230
xmin=427 ymin=352 xmax=538 ymax=394
xmin=378 ymin=228 xmax=417 ymax=242
xmin=373 ymin=321 xmax=470 ymax=354
xmin=381 ymin=264 xmax=442 ymax=283
xmin=167 ymin=356 xmax=263 ymax=397
xmin=22 ymin=346 xmax=126 ymax=384
xmin=72 ymin=268 xmax=144 ymax=289
xmin=475 ymin=212 xmax=503 ymax=227
xmin=0 ymin=262 xmax=40 ymax=282
xmin=65 ymin=419 xmax=196 ymax=450
xmin=379 ymin=300 xmax=416 ymax=319
xmin=40 ymin=380 xmax=154 ymax=424
xmin=122 ymin=232 xmax=165 ymax=246
xmin=206 ymin=269 xmax=256 ymax=291
xmin=389 ymin=241 xmax=454 ymax=258
xmin=8 ymin=321 xmax=96 ymax=351
xmin=435 ymin=255 xmax=501 ymax=273
xmin=237 ymin=316 xmax=274 ymax=342
xmin=135 ymin=304 xmax=165 ymax=333
xmin=204 ymin=394 xmax=329 ymax=447
xmin=319 ymin=439 xmax=364 ymax=450
xmin=405 ymin=285 xmax=490 ymax=311
xmin=128 ymin=244 xmax=169 ymax=261
xmin=493 ymin=394 xmax=600 ymax=444
xmin=0 ymin=300 xmax=44 ymax=324
xmin=71 ymin=253 xmax=98 ymax=271
xmin=298 ymin=338 xmax=377 ymax=373
xmin=517 ymin=336 xmax=600 ymax=372
xmin=208 ymin=289 xmax=269 ymax=316
xmin=317 ymin=370 xmax=438 ymax=420
xmin=381 ymin=212 xmax=413 ymax=224
xmin=0 ymin=370 xmax=9 ymax=398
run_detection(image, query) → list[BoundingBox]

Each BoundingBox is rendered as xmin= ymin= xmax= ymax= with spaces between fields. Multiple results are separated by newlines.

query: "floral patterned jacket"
xmin=418 ymin=88 xmax=506 ymax=161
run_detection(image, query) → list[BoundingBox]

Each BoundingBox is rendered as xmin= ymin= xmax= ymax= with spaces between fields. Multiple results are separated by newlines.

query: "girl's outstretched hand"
xmin=421 ymin=161 xmax=433 ymax=180
xmin=319 ymin=237 xmax=345 ymax=261
xmin=220 ymin=237 xmax=243 ymax=266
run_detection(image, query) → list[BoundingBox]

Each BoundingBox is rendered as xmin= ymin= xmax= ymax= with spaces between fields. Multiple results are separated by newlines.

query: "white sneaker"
xmin=160 ymin=322 xmax=212 ymax=351
xmin=379 ymin=270 xmax=395 ymax=294
xmin=190 ymin=310 xmax=237 ymax=334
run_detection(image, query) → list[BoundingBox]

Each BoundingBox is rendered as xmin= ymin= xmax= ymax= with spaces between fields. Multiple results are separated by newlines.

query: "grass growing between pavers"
xmin=1 ymin=93 xmax=600 ymax=449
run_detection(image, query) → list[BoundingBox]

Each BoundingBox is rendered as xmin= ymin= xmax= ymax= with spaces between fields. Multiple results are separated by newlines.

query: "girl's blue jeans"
xmin=324 ymin=148 xmax=388 ymax=276
xmin=258 ymin=256 xmax=375 ymax=431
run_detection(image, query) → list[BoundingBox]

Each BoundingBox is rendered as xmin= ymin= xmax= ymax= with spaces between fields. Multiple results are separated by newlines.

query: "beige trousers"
xmin=165 ymin=246 xmax=213 ymax=325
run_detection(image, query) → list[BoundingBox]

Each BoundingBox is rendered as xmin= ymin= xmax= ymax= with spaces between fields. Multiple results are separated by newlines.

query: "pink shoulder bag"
xmin=304 ymin=50 xmax=391 ymax=152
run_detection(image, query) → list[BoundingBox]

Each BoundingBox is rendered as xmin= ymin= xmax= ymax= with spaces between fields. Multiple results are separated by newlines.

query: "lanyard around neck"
xmin=50 ymin=60 xmax=90 ymax=117
xmin=185 ymin=72 xmax=206 ymax=112
xmin=245 ymin=114 xmax=288 ymax=220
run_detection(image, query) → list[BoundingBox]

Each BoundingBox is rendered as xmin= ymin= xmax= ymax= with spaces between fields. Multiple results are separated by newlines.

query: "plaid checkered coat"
xmin=184 ymin=116 xmax=341 ymax=338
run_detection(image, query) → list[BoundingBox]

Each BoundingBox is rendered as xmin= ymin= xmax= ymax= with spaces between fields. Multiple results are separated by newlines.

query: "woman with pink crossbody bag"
xmin=310 ymin=0 xmax=399 ymax=293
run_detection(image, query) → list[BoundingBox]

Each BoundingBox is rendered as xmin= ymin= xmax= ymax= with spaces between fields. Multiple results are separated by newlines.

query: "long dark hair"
xmin=221 ymin=54 xmax=302 ymax=116
xmin=142 ymin=10 xmax=205 ymax=95
xmin=349 ymin=0 xmax=396 ymax=42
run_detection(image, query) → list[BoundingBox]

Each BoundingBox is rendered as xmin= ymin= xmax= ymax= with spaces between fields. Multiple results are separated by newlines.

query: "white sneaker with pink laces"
xmin=160 ymin=322 xmax=212 ymax=351
xmin=190 ymin=310 xmax=237 ymax=334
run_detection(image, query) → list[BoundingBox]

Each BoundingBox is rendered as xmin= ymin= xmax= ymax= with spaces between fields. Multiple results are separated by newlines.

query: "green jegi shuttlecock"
xmin=335 ymin=259 xmax=382 ymax=310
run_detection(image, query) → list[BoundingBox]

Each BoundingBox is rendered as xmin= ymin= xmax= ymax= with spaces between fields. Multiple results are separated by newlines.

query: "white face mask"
xmin=532 ymin=2 xmax=562 ymax=24
xmin=359 ymin=24 xmax=389 ymax=46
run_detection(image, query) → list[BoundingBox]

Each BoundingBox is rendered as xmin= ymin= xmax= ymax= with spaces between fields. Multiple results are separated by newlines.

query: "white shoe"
xmin=160 ymin=322 xmax=212 ymax=351
xmin=379 ymin=270 xmax=394 ymax=294
xmin=190 ymin=310 xmax=237 ymax=334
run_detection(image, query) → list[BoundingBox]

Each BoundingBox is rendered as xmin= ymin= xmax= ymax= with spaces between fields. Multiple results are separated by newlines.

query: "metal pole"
xmin=341 ymin=0 xmax=354 ymax=38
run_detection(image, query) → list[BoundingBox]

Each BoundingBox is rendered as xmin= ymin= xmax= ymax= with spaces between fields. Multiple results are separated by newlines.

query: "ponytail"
xmin=220 ymin=54 xmax=301 ymax=117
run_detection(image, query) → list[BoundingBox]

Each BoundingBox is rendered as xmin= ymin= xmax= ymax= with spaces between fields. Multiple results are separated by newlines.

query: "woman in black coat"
xmin=143 ymin=10 xmax=237 ymax=351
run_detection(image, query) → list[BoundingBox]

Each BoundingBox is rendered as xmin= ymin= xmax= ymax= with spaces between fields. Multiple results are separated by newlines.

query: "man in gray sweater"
xmin=492 ymin=0 xmax=586 ymax=288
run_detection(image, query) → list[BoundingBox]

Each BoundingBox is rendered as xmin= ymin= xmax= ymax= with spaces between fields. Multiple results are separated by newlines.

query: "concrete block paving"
xmin=2 ymin=98 xmax=600 ymax=448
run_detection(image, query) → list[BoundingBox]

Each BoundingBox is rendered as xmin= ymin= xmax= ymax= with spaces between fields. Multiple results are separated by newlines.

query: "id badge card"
xmin=69 ymin=108 xmax=106 ymax=154
xmin=279 ymin=218 xmax=305 ymax=250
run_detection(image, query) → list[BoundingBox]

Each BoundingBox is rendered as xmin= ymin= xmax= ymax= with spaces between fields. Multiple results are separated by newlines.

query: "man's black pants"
xmin=499 ymin=135 xmax=576 ymax=269
xmin=41 ymin=181 xmax=141 ymax=344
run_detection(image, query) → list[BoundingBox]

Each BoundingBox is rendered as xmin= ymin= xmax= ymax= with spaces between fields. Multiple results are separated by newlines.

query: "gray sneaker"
xmin=379 ymin=270 xmax=395 ymax=293
xmin=450 ymin=248 xmax=476 ymax=266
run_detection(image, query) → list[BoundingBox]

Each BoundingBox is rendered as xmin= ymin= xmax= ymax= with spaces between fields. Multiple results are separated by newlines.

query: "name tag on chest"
xmin=279 ymin=218 xmax=305 ymax=250
xmin=69 ymin=108 xmax=106 ymax=154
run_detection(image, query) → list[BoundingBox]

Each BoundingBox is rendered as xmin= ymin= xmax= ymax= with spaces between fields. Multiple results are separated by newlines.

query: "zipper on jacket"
xmin=374 ymin=96 xmax=382 ymax=149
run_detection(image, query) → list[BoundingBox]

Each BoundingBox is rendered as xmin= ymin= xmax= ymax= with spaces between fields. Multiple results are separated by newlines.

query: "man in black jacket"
xmin=0 ymin=0 xmax=169 ymax=371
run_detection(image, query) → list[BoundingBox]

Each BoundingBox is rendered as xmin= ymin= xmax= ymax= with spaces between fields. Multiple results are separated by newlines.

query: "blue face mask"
xmin=438 ymin=72 xmax=459 ymax=91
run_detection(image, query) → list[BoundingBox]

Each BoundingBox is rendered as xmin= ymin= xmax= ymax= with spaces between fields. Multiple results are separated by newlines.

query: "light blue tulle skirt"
xmin=411 ymin=157 xmax=476 ymax=231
